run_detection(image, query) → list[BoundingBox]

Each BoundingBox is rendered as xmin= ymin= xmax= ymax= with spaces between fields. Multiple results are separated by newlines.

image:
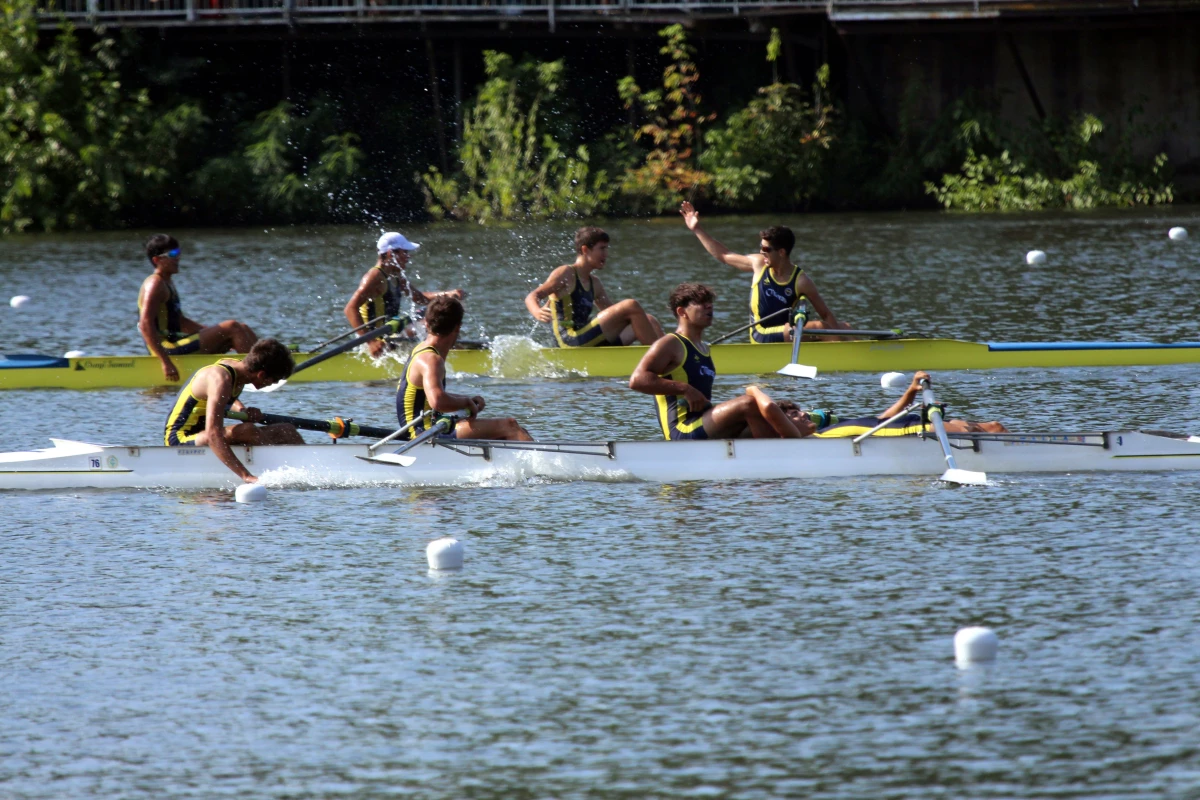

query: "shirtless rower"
xmin=742 ymin=371 xmax=1009 ymax=438
xmin=525 ymin=226 xmax=663 ymax=348
xmin=345 ymin=231 xmax=466 ymax=358
xmin=630 ymin=283 xmax=802 ymax=441
xmin=397 ymin=295 xmax=533 ymax=441
xmin=679 ymin=202 xmax=850 ymax=343
xmin=163 ymin=338 xmax=303 ymax=483
xmin=137 ymin=234 xmax=258 ymax=382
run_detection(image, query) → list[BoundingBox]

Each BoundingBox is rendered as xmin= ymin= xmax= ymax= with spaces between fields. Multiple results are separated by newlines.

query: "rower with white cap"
xmin=344 ymin=231 xmax=466 ymax=357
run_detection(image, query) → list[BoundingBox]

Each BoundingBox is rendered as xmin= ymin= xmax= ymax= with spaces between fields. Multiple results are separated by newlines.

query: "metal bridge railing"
xmin=33 ymin=0 xmax=1200 ymax=27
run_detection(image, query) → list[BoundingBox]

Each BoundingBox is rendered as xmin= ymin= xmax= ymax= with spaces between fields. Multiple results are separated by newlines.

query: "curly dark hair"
xmin=668 ymin=282 xmax=715 ymax=317
xmin=243 ymin=338 xmax=295 ymax=381
xmin=759 ymin=226 xmax=795 ymax=256
xmin=574 ymin=226 xmax=610 ymax=253
xmin=425 ymin=295 xmax=465 ymax=335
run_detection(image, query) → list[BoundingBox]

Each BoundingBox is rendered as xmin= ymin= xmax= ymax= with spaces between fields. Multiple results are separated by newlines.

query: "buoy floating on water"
xmin=880 ymin=371 xmax=908 ymax=390
xmin=63 ymin=350 xmax=86 ymax=359
xmin=234 ymin=483 xmax=268 ymax=503
xmin=1025 ymin=250 xmax=1047 ymax=265
xmin=1168 ymin=226 xmax=1188 ymax=241
xmin=426 ymin=537 xmax=464 ymax=570
xmin=954 ymin=626 xmax=999 ymax=667
xmin=9 ymin=295 xmax=30 ymax=309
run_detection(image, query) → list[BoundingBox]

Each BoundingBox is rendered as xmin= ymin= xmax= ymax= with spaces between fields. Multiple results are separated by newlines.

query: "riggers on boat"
xmin=4 ymin=338 xmax=1200 ymax=390
xmin=1 ymin=430 xmax=1199 ymax=491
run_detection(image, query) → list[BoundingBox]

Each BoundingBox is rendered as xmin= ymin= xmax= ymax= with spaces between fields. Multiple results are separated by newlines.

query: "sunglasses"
xmin=162 ymin=248 xmax=181 ymax=258
xmin=760 ymin=246 xmax=776 ymax=255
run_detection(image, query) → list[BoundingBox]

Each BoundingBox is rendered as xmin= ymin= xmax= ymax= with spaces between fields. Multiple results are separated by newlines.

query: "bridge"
xmin=34 ymin=0 xmax=1200 ymax=30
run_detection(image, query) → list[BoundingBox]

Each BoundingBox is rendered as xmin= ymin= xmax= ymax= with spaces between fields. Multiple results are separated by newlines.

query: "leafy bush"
xmin=420 ymin=51 xmax=610 ymax=222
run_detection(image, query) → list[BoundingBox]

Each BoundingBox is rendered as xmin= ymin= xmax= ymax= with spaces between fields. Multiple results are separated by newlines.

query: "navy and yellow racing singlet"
xmin=359 ymin=265 xmax=406 ymax=325
xmin=749 ymin=264 xmax=805 ymax=344
xmin=550 ymin=268 xmax=609 ymax=348
xmin=139 ymin=279 xmax=201 ymax=354
xmin=396 ymin=345 xmax=447 ymax=439
xmin=813 ymin=412 xmax=928 ymax=439
xmin=655 ymin=332 xmax=716 ymax=441
xmin=164 ymin=361 xmax=243 ymax=446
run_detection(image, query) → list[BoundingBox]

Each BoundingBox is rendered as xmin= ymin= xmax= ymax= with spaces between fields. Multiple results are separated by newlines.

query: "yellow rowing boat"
xmin=3 ymin=336 xmax=1200 ymax=390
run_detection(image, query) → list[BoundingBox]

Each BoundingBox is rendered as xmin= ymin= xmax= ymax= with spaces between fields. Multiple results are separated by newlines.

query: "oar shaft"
xmin=309 ymin=316 xmax=385 ymax=353
xmin=391 ymin=414 xmax=457 ymax=455
xmin=293 ymin=316 xmax=406 ymax=374
xmin=788 ymin=302 xmax=808 ymax=363
xmin=920 ymin=381 xmax=960 ymax=471
xmin=710 ymin=308 xmax=789 ymax=345
xmin=226 ymin=410 xmax=395 ymax=439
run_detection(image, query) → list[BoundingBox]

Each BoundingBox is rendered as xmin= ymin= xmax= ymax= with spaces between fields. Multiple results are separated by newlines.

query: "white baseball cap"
xmin=377 ymin=231 xmax=421 ymax=254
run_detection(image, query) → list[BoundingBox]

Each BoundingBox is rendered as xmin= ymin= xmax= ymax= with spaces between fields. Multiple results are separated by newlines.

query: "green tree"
xmin=0 ymin=0 xmax=206 ymax=232
xmin=617 ymin=24 xmax=714 ymax=214
xmin=421 ymin=51 xmax=609 ymax=222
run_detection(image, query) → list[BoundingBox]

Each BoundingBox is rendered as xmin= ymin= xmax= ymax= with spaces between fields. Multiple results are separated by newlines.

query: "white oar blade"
xmin=356 ymin=453 xmax=418 ymax=468
xmin=778 ymin=363 xmax=818 ymax=379
xmin=941 ymin=468 xmax=988 ymax=486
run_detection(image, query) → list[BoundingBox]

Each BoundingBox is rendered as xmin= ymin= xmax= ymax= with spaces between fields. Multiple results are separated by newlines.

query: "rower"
xmin=525 ymin=226 xmax=663 ymax=348
xmin=344 ymin=231 xmax=466 ymax=358
xmin=629 ymin=283 xmax=802 ymax=440
xmin=137 ymin=234 xmax=258 ymax=382
xmin=678 ymin=202 xmax=850 ymax=343
xmin=163 ymin=338 xmax=303 ymax=483
xmin=396 ymin=295 xmax=533 ymax=441
xmin=744 ymin=372 xmax=1009 ymax=438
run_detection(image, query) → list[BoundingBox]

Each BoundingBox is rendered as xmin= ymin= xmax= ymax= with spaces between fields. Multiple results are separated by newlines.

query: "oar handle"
xmin=788 ymin=301 xmax=809 ymax=364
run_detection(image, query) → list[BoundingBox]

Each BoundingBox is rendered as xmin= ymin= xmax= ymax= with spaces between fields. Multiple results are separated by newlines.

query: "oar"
xmin=710 ymin=308 xmax=789 ymax=345
xmin=362 ymin=414 xmax=462 ymax=467
xmin=919 ymin=378 xmax=988 ymax=486
xmin=226 ymin=410 xmax=396 ymax=439
xmin=777 ymin=302 xmax=818 ymax=379
xmin=308 ymin=315 xmax=385 ymax=354
xmin=249 ymin=315 xmax=411 ymax=393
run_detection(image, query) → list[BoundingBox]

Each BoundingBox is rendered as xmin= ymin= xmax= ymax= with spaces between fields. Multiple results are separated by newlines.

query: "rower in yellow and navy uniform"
xmin=748 ymin=262 xmax=805 ymax=343
xmin=653 ymin=332 xmax=715 ymax=440
xmin=678 ymin=203 xmax=852 ymax=343
xmin=525 ymin=226 xmax=663 ymax=349
xmin=136 ymin=233 xmax=258 ymax=383
xmin=630 ymin=283 xmax=803 ymax=441
xmin=394 ymin=295 xmax=535 ymax=442
xmin=344 ymin=231 xmax=465 ymax=358
xmin=160 ymin=339 xmax=303 ymax=484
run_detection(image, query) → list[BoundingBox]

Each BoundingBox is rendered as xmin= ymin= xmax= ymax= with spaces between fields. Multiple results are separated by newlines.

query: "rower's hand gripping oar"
xmin=777 ymin=302 xmax=818 ymax=379
xmin=250 ymin=314 xmax=412 ymax=393
xmin=919 ymin=378 xmax=988 ymax=486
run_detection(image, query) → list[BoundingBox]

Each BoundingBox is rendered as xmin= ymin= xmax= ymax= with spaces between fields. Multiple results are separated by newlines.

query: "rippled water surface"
xmin=3 ymin=210 xmax=1200 ymax=798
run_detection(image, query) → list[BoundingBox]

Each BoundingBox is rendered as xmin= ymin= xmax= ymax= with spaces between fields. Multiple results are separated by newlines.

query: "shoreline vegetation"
xmin=0 ymin=1 xmax=1175 ymax=234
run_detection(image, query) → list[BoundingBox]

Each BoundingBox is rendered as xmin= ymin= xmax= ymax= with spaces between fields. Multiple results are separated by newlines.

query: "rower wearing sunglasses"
xmin=137 ymin=234 xmax=259 ymax=382
xmin=679 ymin=201 xmax=850 ymax=343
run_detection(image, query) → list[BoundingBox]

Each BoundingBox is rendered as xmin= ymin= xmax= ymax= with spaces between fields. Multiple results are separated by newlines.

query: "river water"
xmin=2 ymin=210 xmax=1200 ymax=798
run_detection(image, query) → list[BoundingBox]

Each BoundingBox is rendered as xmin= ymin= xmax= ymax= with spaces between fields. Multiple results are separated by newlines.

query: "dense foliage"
xmin=0 ymin=8 xmax=1176 ymax=233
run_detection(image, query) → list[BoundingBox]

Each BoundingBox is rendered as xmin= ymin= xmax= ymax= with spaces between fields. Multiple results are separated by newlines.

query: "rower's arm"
xmin=591 ymin=275 xmax=612 ymax=311
xmin=524 ymin=266 xmax=571 ymax=323
xmin=680 ymin=201 xmax=758 ymax=273
xmin=137 ymin=277 xmax=179 ymax=382
xmin=344 ymin=269 xmax=386 ymax=329
xmin=202 ymin=370 xmax=255 ymax=482
xmin=629 ymin=336 xmax=688 ymax=397
xmin=795 ymin=274 xmax=841 ymax=328
xmin=879 ymin=371 xmax=929 ymax=420
xmin=417 ymin=354 xmax=481 ymax=417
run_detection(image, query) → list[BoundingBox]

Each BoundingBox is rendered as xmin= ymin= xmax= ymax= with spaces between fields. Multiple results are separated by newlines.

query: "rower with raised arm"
xmin=630 ymin=283 xmax=802 ymax=441
xmin=678 ymin=201 xmax=850 ymax=343
xmin=397 ymin=295 xmax=533 ymax=442
xmin=163 ymin=338 xmax=303 ymax=483
xmin=137 ymin=234 xmax=258 ymax=382
xmin=345 ymin=231 xmax=466 ymax=358
xmin=742 ymin=371 xmax=1009 ymax=438
xmin=525 ymin=226 xmax=664 ymax=348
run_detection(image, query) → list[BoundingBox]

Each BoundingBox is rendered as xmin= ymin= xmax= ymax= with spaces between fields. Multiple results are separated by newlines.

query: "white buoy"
xmin=234 ymin=483 xmax=268 ymax=504
xmin=1025 ymin=250 xmax=1047 ymax=265
xmin=63 ymin=350 xmax=86 ymax=359
xmin=954 ymin=626 xmax=999 ymax=666
xmin=1168 ymin=226 xmax=1188 ymax=241
xmin=9 ymin=295 xmax=30 ymax=308
xmin=881 ymin=371 xmax=908 ymax=390
xmin=426 ymin=537 xmax=464 ymax=570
